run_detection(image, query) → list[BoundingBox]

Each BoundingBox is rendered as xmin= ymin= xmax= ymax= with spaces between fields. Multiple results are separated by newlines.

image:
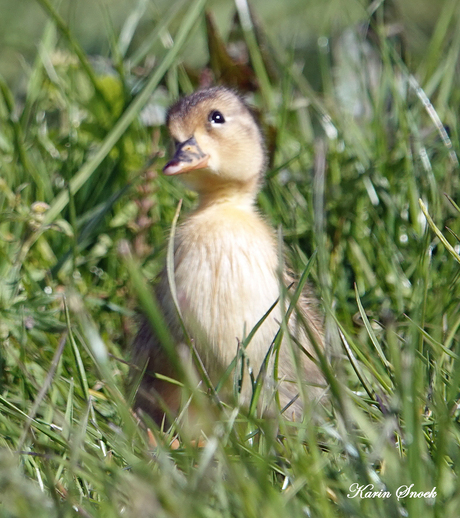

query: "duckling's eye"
xmin=209 ymin=110 xmax=225 ymax=124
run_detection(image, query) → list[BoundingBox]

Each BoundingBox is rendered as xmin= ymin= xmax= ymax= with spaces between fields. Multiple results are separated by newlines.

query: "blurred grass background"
xmin=1 ymin=0 xmax=460 ymax=517
xmin=0 ymin=0 xmax=449 ymax=88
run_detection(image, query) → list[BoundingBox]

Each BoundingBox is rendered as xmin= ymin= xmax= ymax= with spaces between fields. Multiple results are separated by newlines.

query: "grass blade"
xmin=42 ymin=0 xmax=207 ymax=225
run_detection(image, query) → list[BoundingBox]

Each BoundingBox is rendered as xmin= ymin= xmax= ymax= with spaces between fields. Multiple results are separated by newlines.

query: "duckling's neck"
xmin=197 ymin=177 xmax=260 ymax=211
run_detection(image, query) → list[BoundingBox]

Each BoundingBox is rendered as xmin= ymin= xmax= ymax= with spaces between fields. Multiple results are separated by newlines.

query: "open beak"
xmin=163 ymin=136 xmax=209 ymax=176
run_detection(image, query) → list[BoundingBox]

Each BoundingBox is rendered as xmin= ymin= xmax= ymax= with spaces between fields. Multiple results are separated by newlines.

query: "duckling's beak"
xmin=163 ymin=136 xmax=210 ymax=176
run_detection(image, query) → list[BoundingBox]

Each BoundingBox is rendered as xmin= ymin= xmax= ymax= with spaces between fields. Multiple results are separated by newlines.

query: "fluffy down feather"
xmin=132 ymin=87 xmax=325 ymax=423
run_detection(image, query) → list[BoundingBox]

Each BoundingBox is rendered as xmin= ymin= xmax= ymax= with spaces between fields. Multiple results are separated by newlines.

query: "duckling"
xmin=133 ymin=86 xmax=325 ymax=423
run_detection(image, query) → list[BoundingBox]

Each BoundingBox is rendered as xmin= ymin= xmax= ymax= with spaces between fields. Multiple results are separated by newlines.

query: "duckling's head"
xmin=163 ymin=87 xmax=266 ymax=199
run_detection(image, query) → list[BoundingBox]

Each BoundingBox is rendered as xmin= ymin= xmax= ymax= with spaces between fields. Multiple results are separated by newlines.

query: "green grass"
xmin=1 ymin=0 xmax=460 ymax=517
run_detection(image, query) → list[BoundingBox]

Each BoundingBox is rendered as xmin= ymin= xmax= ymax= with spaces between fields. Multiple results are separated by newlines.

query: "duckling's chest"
xmin=173 ymin=205 xmax=281 ymax=365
